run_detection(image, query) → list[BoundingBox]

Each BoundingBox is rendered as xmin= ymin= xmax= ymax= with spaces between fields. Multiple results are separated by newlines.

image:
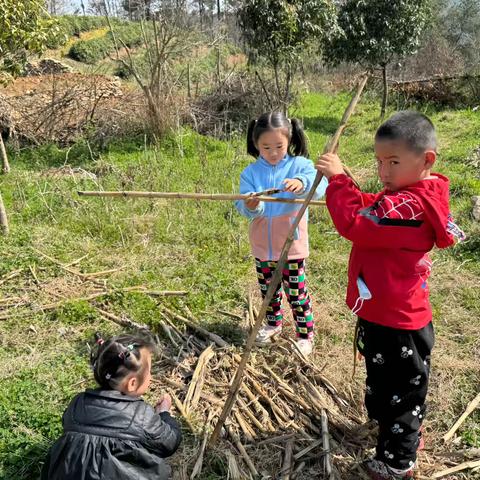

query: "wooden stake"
xmin=208 ymin=73 xmax=369 ymax=447
xmin=0 ymin=191 xmax=9 ymax=235
xmin=443 ymin=392 xmax=480 ymax=442
xmin=78 ymin=190 xmax=326 ymax=207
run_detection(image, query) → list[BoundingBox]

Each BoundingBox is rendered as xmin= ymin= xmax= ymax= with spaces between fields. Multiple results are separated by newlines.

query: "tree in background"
xmin=238 ymin=0 xmax=337 ymax=113
xmin=440 ymin=0 xmax=480 ymax=70
xmin=0 ymin=0 xmax=59 ymax=175
xmin=324 ymin=0 xmax=431 ymax=117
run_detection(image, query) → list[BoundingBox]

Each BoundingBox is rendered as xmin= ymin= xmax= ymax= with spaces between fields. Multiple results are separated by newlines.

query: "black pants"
xmin=356 ymin=318 xmax=435 ymax=470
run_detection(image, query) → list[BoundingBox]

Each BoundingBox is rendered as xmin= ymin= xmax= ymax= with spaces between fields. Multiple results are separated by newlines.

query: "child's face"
xmin=256 ymin=129 xmax=289 ymax=165
xmin=374 ymin=139 xmax=436 ymax=191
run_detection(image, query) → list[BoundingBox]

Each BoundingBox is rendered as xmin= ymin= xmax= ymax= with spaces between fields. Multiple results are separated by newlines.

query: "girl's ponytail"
xmin=90 ymin=332 xmax=155 ymax=390
xmin=289 ymin=118 xmax=308 ymax=157
xmin=246 ymin=119 xmax=259 ymax=157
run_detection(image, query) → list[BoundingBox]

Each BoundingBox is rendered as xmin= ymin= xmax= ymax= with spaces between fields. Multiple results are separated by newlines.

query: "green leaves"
xmin=0 ymin=0 xmax=59 ymax=76
xmin=324 ymin=0 xmax=432 ymax=68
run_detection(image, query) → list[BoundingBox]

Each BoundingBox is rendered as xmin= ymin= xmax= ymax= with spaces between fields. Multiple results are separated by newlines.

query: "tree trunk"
xmin=0 ymin=192 xmax=9 ymax=236
xmin=0 ymin=135 xmax=10 ymax=174
xmin=381 ymin=64 xmax=388 ymax=119
xmin=217 ymin=0 xmax=221 ymax=20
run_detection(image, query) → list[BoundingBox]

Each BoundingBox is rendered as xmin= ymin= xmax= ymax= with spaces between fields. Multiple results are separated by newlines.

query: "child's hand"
xmin=245 ymin=194 xmax=260 ymax=210
xmin=155 ymin=394 xmax=172 ymax=413
xmin=283 ymin=178 xmax=304 ymax=193
xmin=315 ymin=153 xmax=344 ymax=178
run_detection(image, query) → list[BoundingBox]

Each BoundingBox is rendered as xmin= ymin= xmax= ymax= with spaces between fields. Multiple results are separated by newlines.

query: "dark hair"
xmin=246 ymin=111 xmax=308 ymax=158
xmin=375 ymin=111 xmax=437 ymax=153
xmin=90 ymin=332 xmax=155 ymax=390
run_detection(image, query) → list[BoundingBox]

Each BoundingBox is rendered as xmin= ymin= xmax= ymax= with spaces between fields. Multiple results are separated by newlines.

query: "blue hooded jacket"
xmin=236 ymin=154 xmax=328 ymax=260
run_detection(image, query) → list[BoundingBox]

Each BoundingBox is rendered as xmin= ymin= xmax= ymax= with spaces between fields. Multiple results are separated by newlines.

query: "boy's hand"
xmin=315 ymin=153 xmax=344 ymax=179
xmin=245 ymin=194 xmax=260 ymax=210
xmin=283 ymin=178 xmax=304 ymax=193
xmin=155 ymin=393 xmax=172 ymax=413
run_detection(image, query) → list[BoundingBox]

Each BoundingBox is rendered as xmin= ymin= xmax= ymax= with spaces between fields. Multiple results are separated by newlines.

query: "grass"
xmin=0 ymin=91 xmax=479 ymax=479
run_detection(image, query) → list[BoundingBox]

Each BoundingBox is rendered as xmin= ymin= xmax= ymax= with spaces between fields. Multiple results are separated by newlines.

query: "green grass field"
xmin=0 ymin=92 xmax=479 ymax=479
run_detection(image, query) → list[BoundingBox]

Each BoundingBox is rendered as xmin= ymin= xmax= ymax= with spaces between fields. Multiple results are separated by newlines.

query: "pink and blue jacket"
xmin=236 ymin=154 xmax=328 ymax=261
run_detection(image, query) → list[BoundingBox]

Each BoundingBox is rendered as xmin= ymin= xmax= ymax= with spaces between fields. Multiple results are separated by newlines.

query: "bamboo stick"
xmin=430 ymin=459 xmax=480 ymax=479
xmin=78 ymin=190 xmax=326 ymax=206
xmin=208 ymin=74 xmax=369 ymax=446
xmin=443 ymin=392 xmax=480 ymax=442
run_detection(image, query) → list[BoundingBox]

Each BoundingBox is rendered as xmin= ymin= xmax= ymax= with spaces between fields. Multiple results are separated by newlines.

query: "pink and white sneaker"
xmin=255 ymin=325 xmax=282 ymax=344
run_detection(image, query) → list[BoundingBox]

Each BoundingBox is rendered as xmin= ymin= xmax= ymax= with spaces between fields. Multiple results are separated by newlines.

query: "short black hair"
xmin=246 ymin=111 xmax=309 ymax=158
xmin=375 ymin=111 xmax=437 ymax=153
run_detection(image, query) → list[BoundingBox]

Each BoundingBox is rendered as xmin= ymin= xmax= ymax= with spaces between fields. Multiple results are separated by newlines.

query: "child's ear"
xmin=125 ymin=375 xmax=138 ymax=393
xmin=424 ymin=150 xmax=436 ymax=168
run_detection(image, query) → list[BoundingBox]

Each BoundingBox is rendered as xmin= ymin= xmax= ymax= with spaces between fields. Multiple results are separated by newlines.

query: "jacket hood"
xmin=403 ymin=173 xmax=454 ymax=248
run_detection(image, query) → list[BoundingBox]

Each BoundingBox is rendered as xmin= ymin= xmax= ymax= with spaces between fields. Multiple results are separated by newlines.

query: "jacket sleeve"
xmin=326 ymin=174 xmax=426 ymax=249
xmin=142 ymin=408 xmax=182 ymax=456
xmin=293 ymin=158 xmax=328 ymax=200
xmin=235 ymin=168 xmax=265 ymax=219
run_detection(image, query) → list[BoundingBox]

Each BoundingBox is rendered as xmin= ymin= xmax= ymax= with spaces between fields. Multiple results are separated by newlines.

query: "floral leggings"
xmin=255 ymin=258 xmax=314 ymax=339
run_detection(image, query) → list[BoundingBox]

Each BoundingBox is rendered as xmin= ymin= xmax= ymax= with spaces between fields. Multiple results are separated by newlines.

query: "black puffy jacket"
xmin=41 ymin=388 xmax=182 ymax=480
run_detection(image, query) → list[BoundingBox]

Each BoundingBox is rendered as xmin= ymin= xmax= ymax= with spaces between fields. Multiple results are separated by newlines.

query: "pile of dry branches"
xmin=1 ymin=256 xmax=478 ymax=479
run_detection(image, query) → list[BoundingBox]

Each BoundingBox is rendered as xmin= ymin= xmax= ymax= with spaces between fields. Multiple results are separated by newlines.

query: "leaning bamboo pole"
xmin=78 ymin=191 xmax=326 ymax=206
xmin=208 ymin=73 xmax=369 ymax=446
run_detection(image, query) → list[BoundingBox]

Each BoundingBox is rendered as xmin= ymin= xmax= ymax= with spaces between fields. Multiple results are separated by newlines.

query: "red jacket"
xmin=326 ymin=173 xmax=463 ymax=330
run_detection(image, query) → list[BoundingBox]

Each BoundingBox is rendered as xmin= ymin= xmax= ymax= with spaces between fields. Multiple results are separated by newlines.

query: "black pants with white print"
xmin=356 ymin=318 xmax=435 ymax=471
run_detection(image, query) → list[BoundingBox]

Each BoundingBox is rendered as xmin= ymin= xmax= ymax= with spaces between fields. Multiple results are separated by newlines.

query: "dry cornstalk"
xmin=236 ymin=396 xmax=269 ymax=433
xmin=170 ymin=391 xmax=196 ymax=433
xmin=209 ymin=73 xmax=369 ymax=446
xmin=183 ymin=345 xmax=215 ymax=413
xmin=321 ymin=409 xmax=334 ymax=479
xmin=217 ymin=309 xmax=243 ymax=321
xmin=233 ymin=409 xmax=256 ymax=441
xmin=281 ymin=437 xmax=294 ymax=480
xmin=162 ymin=306 xmax=229 ymax=348
xmin=443 ymin=392 xmax=480 ymax=442
xmin=154 ymin=377 xmax=223 ymax=405
xmin=189 ymin=430 xmax=209 ymax=479
xmin=293 ymin=439 xmax=323 ymax=461
xmin=226 ymin=425 xmax=259 ymax=477
xmin=0 ymin=268 xmax=23 ymax=286
xmin=97 ymin=307 xmax=149 ymax=331
xmin=78 ymin=190 xmax=326 ymax=207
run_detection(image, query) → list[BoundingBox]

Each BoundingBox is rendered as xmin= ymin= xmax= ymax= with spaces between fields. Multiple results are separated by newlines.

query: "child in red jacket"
xmin=316 ymin=111 xmax=464 ymax=480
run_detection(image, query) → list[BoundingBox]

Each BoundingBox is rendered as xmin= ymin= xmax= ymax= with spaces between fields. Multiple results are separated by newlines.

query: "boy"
xmin=316 ymin=111 xmax=464 ymax=480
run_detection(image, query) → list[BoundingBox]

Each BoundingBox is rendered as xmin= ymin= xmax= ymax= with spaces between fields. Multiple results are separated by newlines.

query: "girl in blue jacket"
xmin=235 ymin=112 xmax=328 ymax=356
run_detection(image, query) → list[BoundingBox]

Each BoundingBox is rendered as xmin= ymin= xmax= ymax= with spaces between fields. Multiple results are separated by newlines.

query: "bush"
xmin=68 ymin=37 xmax=111 ymax=64
xmin=67 ymin=23 xmax=144 ymax=64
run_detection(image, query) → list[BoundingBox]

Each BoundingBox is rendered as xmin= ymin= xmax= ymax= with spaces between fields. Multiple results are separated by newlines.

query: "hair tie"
xmin=96 ymin=337 xmax=104 ymax=346
xmin=105 ymin=373 xmax=112 ymax=380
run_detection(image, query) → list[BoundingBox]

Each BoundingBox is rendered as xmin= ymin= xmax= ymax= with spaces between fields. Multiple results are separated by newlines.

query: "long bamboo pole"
xmin=77 ymin=190 xmax=326 ymax=206
xmin=208 ymin=74 xmax=369 ymax=446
